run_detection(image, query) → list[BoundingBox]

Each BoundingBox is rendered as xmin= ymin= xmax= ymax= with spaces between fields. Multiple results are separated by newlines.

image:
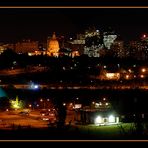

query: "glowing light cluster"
xmin=103 ymin=35 xmax=117 ymax=49
xmin=9 ymin=96 xmax=24 ymax=109
xmin=106 ymin=73 xmax=120 ymax=80
xmin=94 ymin=115 xmax=119 ymax=125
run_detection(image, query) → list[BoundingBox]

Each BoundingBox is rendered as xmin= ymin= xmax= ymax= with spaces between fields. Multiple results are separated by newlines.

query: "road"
xmin=0 ymin=84 xmax=148 ymax=90
xmin=0 ymin=109 xmax=75 ymax=130
xmin=0 ymin=67 xmax=47 ymax=76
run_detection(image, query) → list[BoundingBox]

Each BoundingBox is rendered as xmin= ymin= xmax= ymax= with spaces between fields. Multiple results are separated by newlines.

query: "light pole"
xmin=40 ymin=99 xmax=46 ymax=109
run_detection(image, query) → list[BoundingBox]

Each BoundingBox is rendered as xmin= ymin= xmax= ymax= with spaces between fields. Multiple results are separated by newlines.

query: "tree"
xmin=56 ymin=102 xmax=67 ymax=128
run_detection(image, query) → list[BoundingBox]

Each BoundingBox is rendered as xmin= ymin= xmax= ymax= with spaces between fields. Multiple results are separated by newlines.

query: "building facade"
xmin=15 ymin=40 xmax=38 ymax=54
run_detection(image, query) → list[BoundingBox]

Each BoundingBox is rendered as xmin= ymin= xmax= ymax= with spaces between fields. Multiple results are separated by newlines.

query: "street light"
xmin=141 ymin=68 xmax=146 ymax=73
xmin=103 ymin=98 xmax=106 ymax=101
xmin=40 ymin=99 xmax=45 ymax=109
xmin=29 ymin=104 xmax=32 ymax=109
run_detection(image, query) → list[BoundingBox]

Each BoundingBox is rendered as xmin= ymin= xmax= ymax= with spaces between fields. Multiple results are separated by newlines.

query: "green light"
xmin=9 ymin=96 xmax=24 ymax=109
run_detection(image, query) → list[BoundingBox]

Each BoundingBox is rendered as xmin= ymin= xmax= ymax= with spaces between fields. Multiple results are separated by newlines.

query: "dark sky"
xmin=0 ymin=8 xmax=148 ymax=42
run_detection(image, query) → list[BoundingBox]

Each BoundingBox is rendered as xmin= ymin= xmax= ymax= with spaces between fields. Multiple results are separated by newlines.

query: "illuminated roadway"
xmin=0 ymin=110 xmax=75 ymax=130
xmin=0 ymin=84 xmax=148 ymax=90
xmin=0 ymin=68 xmax=148 ymax=90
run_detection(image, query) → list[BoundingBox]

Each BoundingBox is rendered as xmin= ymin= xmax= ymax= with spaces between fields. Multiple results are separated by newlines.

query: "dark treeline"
xmin=0 ymin=48 xmax=148 ymax=69
xmin=1 ymin=88 xmax=148 ymax=115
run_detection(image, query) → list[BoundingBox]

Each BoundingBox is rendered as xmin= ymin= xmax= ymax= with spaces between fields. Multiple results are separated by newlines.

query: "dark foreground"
xmin=0 ymin=124 xmax=148 ymax=141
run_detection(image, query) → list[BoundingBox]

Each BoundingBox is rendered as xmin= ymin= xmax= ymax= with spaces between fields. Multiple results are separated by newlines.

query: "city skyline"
xmin=0 ymin=8 xmax=148 ymax=42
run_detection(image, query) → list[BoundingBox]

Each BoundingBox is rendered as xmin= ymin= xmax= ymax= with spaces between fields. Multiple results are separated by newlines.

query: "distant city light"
xmin=128 ymin=69 xmax=132 ymax=73
xmin=106 ymin=73 xmax=120 ymax=80
xmin=74 ymin=104 xmax=82 ymax=109
xmin=92 ymin=101 xmax=95 ymax=104
xmin=103 ymin=98 xmax=106 ymax=101
xmin=29 ymin=82 xmax=39 ymax=90
xmin=69 ymin=103 xmax=73 ymax=105
xmin=34 ymin=85 xmax=39 ymax=89
xmin=143 ymin=34 xmax=147 ymax=38
xmin=106 ymin=102 xmax=109 ymax=106
xmin=95 ymin=103 xmax=99 ymax=106
xmin=126 ymin=75 xmax=129 ymax=79
xmin=141 ymin=68 xmax=146 ymax=73
xmin=140 ymin=75 xmax=144 ymax=78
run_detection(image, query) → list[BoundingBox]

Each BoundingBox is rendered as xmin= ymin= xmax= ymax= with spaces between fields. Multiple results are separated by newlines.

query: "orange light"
xmin=140 ymin=75 xmax=144 ymax=78
xmin=141 ymin=68 xmax=146 ymax=73
xmin=126 ymin=75 xmax=129 ymax=79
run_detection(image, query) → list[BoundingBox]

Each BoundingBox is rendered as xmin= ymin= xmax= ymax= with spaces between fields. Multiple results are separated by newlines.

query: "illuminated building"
xmin=128 ymin=40 xmax=148 ymax=60
xmin=0 ymin=43 xmax=15 ymax=54
xmin=111 ymin=40 xmax=125 ymax=58
xmin=94 ymin=114 xmax=119 ymax=125
xmin=84 ymin=28 xmax=104 ymax=57
xmin=99 ymin=71 xmax=120 ymax=80
xmin=75 ymin=98 xmax=119 ymax=125
xmin=68 ymin=34 xmax=85 ymax=55
xmin=28 ymin=42 xmax=47 ymax=56
xmin=105 ymin=73 xmax=120 ymax=80
xmin=15 ymin=40 xmax=38 ymax=54
xmin=103 ymin=30 xmax=117 ymax=50
xmin=58 ymin=48 xmax=80 ymax=58
xmin=84 ymin=45 xmax=104 ymax=57
xmin=83 ymin=27 xmax=118 ymax=57
xmin=0 ymin=45 xmax=7 ymax=54
xmin=28 ymin=50 xmax=47 ymax=56
xmin=47 ymin=32 xmax=60 ymax=57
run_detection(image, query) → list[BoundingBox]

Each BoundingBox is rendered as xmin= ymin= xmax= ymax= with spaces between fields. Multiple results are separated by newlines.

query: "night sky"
xmin=0 ymin=8 xmax=148 ymax=42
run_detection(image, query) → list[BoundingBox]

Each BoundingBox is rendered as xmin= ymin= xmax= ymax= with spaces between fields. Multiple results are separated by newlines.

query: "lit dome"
xmin=48 ymin=32 xmax=60 ymax=56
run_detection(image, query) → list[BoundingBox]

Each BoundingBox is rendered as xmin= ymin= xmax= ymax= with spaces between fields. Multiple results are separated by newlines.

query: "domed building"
xmin=47 ymin=32 xmax=60 ymax=57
